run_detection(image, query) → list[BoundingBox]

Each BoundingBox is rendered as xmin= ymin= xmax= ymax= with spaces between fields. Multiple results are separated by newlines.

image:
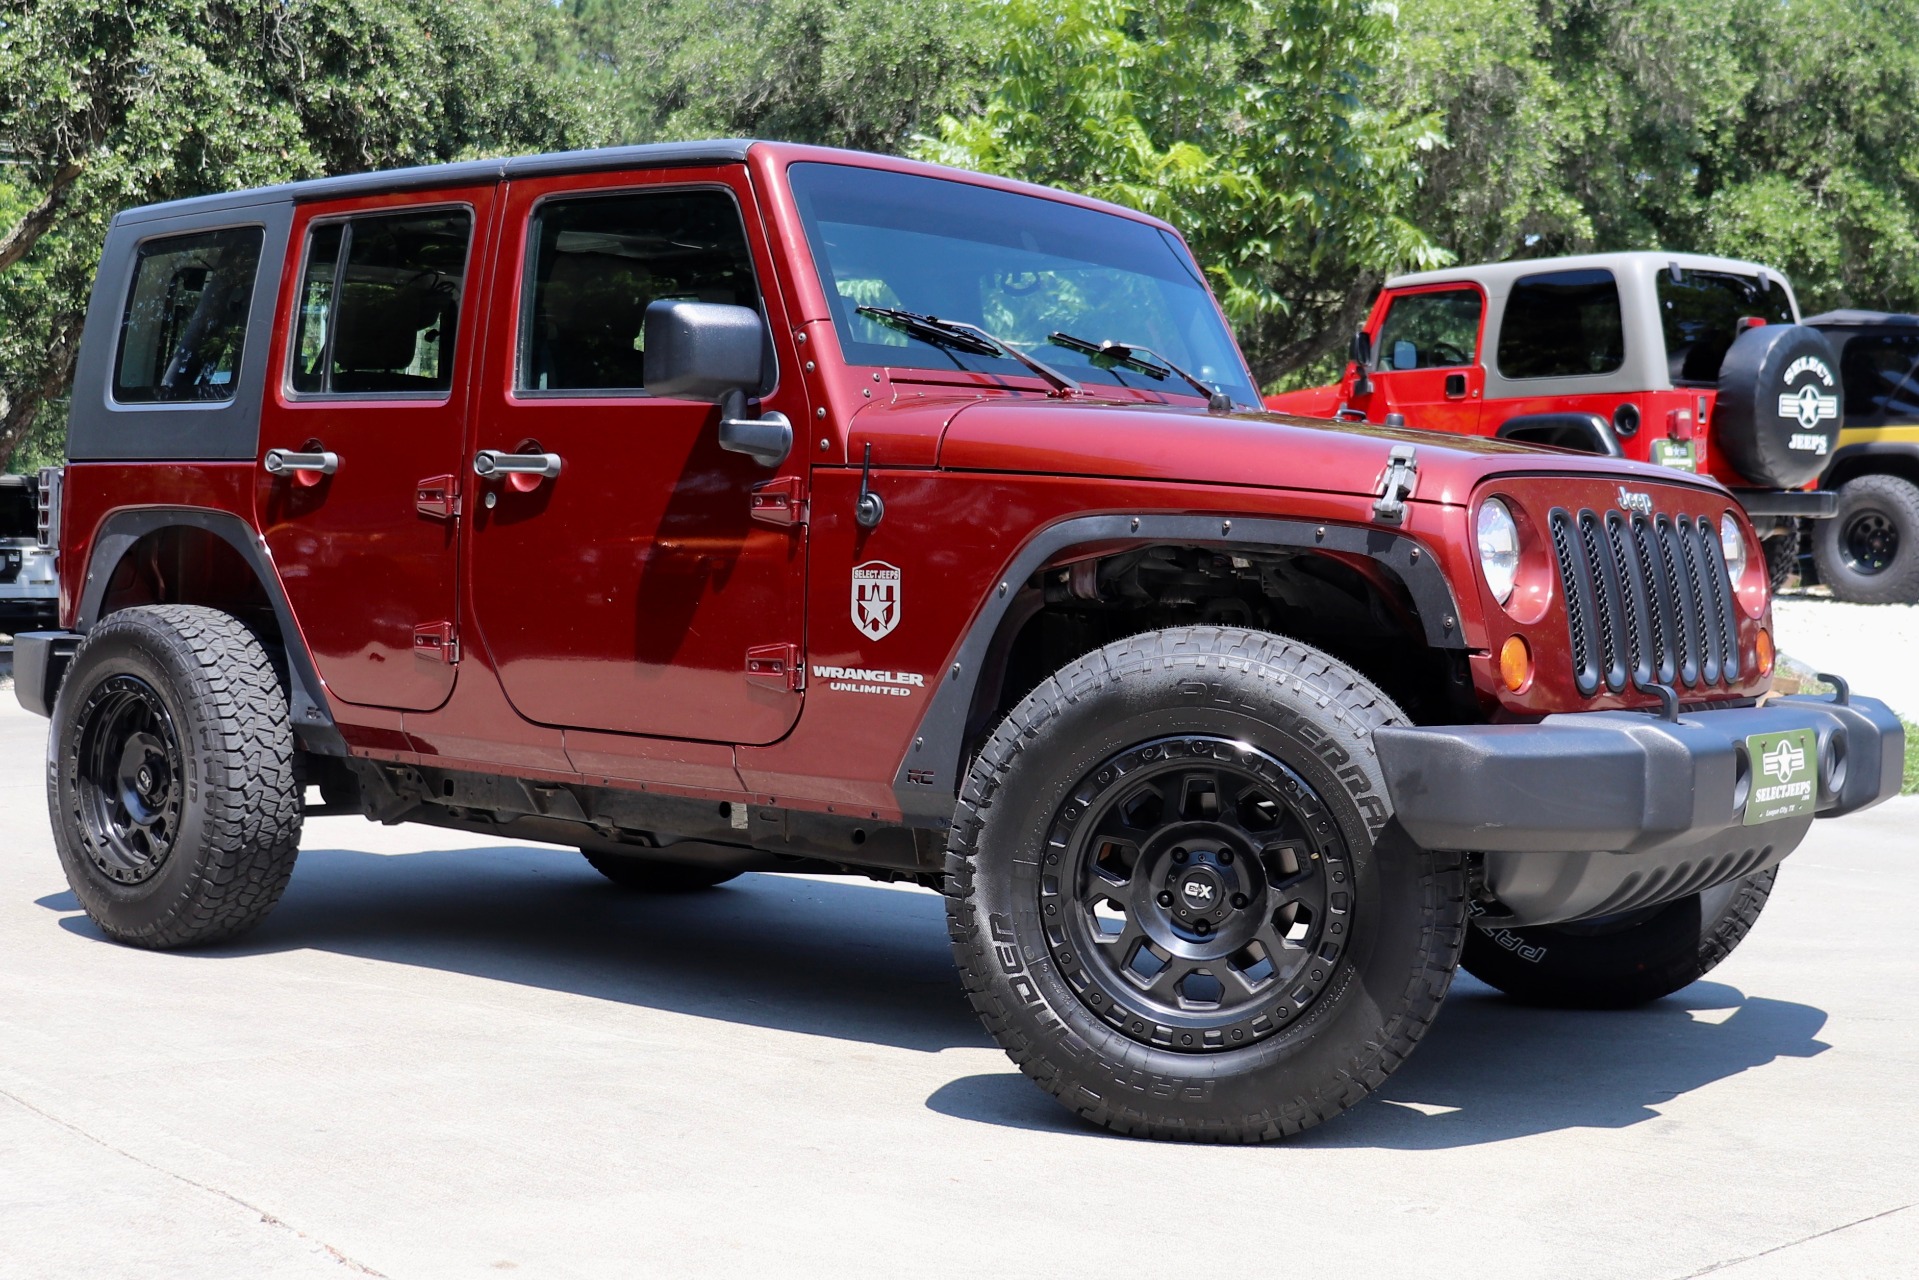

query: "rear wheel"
xmin=1814 ymin=474 xmax=1919 ymax=604
xmin=49 ymin=606 xmax=302 ymax=949
xmin=947 ymin=627 xmax=1465 ymax=1142
xmin=1460 ymin=869 xmax=1776 ymax=1008
xmin=581 ymin=850 xmax=739 ymax=891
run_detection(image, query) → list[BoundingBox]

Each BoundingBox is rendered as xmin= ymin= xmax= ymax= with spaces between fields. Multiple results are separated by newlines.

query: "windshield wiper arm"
xmin=857 ymin=306 xmax=1080 ymax=396
xmin=1048 ymin=331 xmax=1235 ymax=412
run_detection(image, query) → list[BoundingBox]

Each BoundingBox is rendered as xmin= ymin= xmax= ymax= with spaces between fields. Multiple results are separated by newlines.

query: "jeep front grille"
xmin=1550 ymin=507 xmax=1741 ymax=697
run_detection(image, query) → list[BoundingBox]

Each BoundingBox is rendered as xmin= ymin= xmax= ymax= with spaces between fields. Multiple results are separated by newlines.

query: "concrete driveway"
xmin=2 ymin=691 xmax=1915 ymax=1279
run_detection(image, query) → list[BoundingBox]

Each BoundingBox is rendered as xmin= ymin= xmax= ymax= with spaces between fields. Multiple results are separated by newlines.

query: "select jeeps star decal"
xmin=1745 ymin=728 xmax=1819 ymax=825
xmin=1776 ymin=354 xmax=1839 ymax=442
xmin=851 ymin=560 xmax=902 ymax=641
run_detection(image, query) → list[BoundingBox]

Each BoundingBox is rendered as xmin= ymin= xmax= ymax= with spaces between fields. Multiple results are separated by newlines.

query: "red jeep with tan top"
xmin=1268 ymin=252 xmax=1844 ymax=585
xmin=13 ymin=145 xmax=1902 ymax=1142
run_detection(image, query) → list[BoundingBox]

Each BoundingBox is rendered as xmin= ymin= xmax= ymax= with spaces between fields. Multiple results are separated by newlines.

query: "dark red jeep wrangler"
xmin=15 ymin=143 xmax=1902 ymax=1142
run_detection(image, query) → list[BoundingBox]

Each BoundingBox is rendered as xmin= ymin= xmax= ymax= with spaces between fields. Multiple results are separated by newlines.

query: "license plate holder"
xmin=1743 ymin=728 xmax=1819 ymax=825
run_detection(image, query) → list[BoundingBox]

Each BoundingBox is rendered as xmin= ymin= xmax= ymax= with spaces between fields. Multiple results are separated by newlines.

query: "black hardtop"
xmin=111 ymin=140 xmax=755 ymax=227
xmin=1806 ymin=309 xmax=1919 ymax=328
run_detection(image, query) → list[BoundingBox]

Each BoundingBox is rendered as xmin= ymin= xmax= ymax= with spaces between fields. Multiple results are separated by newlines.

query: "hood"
xmin=936 ymin=399 xmax=1726 ymax=507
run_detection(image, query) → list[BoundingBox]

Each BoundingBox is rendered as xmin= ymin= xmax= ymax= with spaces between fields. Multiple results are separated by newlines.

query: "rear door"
xmin=257 ymin=191 xmax=491 ymax=711
xmin=1351 ymin=284 xmax=1485 ymax=433
xmin=463 ymin=166 xmax=809 ymax=744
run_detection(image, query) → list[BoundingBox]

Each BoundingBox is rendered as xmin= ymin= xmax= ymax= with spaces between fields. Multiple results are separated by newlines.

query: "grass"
xmin=1905 ymin=720 xmax=1919 ymax=795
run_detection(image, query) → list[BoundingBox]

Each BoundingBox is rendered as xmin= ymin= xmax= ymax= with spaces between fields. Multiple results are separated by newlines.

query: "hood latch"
xmin=1373 ymin=445 xmax=1419 ymax=524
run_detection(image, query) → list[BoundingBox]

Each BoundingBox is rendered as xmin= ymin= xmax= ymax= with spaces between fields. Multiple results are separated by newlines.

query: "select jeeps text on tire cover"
xmin=1801 ymin=309 xmax=1919 ymax=603
xmin=1266 ymin=252 xmax=1844 ymax=588
xmin=14 ymin=143 xmax=1904 ymax=1143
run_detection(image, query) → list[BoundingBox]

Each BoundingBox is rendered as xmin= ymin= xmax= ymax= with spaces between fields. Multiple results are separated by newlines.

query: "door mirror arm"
xmin=644 ymin=299 xmax=791 ymax=468
xmin=1350 ymin=328 xmax=1375 ymax=397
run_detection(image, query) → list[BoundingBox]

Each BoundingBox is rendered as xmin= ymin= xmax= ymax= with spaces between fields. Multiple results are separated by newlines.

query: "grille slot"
xmin=1549 ymin=506 xmax=1743 ymax=697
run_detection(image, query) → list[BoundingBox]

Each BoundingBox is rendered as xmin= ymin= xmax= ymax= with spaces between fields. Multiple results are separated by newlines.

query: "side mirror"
xmin=643 ymin=300 xmax=790 ymax=467
xmin=1350 ymin=328 xmax=1375 ymax=397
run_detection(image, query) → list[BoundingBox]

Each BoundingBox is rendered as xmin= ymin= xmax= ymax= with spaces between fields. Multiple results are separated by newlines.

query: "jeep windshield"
xmin=787 ymin=162 xmax=1258 ymax=406
xmin=1658 ymin=266 xmax=1796 ymax=385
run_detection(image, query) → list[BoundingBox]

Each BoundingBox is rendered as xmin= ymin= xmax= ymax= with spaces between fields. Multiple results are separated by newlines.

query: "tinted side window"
xmin=113 ymin=227 xmax=264 ymax=403
xmin=1497 ymin=269 xmax=1625 ymax=379
xmin=1656 ymin=268 xmax=1796 ymax=385
xmin=1375 ymin=289 xmax=1481 ymax=371
xmin=290 ymin=209 xmax=471 ymax=396
xmin=1837 ymin=332 xmax=1919 ymax=425
xmin=521 ymin=189 xmax=763 ymax=393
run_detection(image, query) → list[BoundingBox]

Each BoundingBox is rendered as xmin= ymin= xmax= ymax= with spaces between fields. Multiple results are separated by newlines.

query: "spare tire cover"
xmin=1714 ymin=323 xmax=1842 ymax=488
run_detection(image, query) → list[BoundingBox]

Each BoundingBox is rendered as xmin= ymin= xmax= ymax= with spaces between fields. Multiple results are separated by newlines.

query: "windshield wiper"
xmin=1047 ymin=331 xmax=1235 ymax=412
xmin=856 ymin=306 xmax=1080 ymax=396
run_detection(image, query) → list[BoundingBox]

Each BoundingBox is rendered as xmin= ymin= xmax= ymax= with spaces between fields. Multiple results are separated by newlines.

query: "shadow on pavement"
xmin=927 ymin=978 xmax=1831 ymax=1147
xmin=54 ymin=842 xmax=984 ymax=1053
xmin=45 ymin=840 xmax=1830 ymax=1147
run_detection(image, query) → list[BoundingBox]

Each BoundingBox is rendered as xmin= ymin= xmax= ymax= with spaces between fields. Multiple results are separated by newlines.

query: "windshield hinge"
xmin=1373 ymin=445 xmax=1419 ymax=525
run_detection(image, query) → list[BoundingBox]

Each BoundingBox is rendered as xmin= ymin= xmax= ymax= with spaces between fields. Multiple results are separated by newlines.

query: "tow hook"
xmin=1373 ymin=444 xmax=1419 ymax=524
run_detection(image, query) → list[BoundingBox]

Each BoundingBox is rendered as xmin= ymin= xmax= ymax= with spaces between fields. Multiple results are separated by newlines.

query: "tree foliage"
xmin=0 ymin=0 xmax=584 ymax=469
xmin=917 ymin=0 xmax=1448 ymax=385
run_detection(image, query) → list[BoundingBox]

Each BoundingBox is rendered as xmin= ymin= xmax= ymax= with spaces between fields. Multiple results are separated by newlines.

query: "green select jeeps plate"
xmin=1745 ymin=728 xmax=1819 ymax=824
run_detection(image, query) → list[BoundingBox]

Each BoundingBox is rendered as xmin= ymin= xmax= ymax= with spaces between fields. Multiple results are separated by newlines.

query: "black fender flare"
xmin=1494 ymin=412 xmax=1623 ymax=457
xmin=76 ymin=506 xmax=345 ymax=755
xmin=891 ymin=512 xmax=1466 ymax=826
xmin=1824 ymin=439 xmax=1919 ymax=489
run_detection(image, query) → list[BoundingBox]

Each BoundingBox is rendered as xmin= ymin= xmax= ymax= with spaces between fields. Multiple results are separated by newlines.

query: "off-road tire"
xmin=946 ymin=626 xmax=1466 ymax=1142
xmin=49 ymin=605 xmax=302 ymax=949
xmin=1813 ymin=474 xmax=1919 ymax=604
xmin=1460 ymin=868 xmax=1777 ymax=1009
xmin=1762 ymin=530 xmax=1799 ymax=593
xmin=581 ymin=850 xmax=739 ymax=891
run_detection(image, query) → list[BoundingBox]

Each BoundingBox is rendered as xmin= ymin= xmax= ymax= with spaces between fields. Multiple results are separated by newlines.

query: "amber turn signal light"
xmin=1756 ymin=627 xmax=1775 ymax=677
xmin=1499 ymin=634 xmax=1533 ymax=692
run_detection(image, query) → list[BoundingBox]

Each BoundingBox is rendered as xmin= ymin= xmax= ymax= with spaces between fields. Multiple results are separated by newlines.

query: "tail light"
xmin=37 ymin=466 xmax=61 ymax=549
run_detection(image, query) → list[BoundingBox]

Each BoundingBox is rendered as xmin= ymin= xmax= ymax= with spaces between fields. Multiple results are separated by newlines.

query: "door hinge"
xmin=416 ymin=474 xmax=460 ymax=520
xmin=749 ymin=475 xmax=807 ymax=527
xmin=413 ymin=621 xmax=459 ymax=664
xmin=745 ymin=642 xmax=803 ymax=691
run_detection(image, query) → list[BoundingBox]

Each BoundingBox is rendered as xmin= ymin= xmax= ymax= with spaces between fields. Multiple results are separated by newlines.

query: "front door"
xmin=258 ymin=192 xmax=491 ymax=711
xmin=465 ymin=167 xmax=808 ymax=744
xmin=1350 ymin=284 xmax=1485 ymax=435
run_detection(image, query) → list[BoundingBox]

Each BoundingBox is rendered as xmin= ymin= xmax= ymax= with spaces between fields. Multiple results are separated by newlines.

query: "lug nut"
xmin=1218 ymin=850 xmax=1234 ymax=865
xmin=1194 ymin=920 xmax=1211 ymax=936
xmin=1157 ymin=891 xmax=1174 ymax=907
xmin=1231 ymin=893 xmax=1249 ymax=909
xmin=1171 ymin=848 xmax=1188 ymax=863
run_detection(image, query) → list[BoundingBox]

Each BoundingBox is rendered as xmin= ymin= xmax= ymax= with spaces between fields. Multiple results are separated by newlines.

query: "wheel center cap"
xmin=1177 ymin=868 xmax=1224 ymax=913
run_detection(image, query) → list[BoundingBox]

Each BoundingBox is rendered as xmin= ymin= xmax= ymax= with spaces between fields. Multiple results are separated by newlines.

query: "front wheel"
xmin=1459 ymin=869 xmax=1777 ymax=1008
xmin=946 ymin=627 xmax=1466 ymax=1142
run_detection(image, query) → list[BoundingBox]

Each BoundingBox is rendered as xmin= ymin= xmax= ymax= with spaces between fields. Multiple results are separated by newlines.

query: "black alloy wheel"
xmin=1839 ymin=508 xmax=1899 ymax=576
xmin=73 ymin=674 xmax=186 ymax=886
xmin=1043 ymin=736 xmax=1347 ymax=1052
xmin=1813 ymin=474 xmax=1919 ymax=604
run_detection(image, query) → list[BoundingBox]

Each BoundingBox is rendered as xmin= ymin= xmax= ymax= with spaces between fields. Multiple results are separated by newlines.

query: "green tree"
xmin=0 ymin=0 xmax=585 ymax=470
xmin=916 ymin=0 xmax=1448 ymax=387
xmin=550 ymin=0 xmax=993 ymax=154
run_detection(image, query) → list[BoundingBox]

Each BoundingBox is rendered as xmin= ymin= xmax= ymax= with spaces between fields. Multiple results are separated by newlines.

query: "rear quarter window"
xmin=1837 ymin=331 xmax=1919 ymax=426
xmin=1496 ymin=269 xmax=1624 ymax=379
xmin=112 ymin=226 xmax=265 ymax=403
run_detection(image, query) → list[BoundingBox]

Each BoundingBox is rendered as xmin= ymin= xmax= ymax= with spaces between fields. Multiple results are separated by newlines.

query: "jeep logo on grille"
xmin=1616 ymin=486 xmax=1653 ymax=515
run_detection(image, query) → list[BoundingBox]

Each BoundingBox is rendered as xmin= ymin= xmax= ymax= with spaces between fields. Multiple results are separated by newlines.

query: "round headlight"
xmin=1478 ymin=498 xmax=1521 ymax=604
xmin=1719 ymin=513 xmax=1749 ymax=582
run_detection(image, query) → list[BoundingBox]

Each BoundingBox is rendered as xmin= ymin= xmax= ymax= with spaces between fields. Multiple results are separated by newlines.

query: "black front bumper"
xmin=1375 ymin=693 xmax=1902 ymax=925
